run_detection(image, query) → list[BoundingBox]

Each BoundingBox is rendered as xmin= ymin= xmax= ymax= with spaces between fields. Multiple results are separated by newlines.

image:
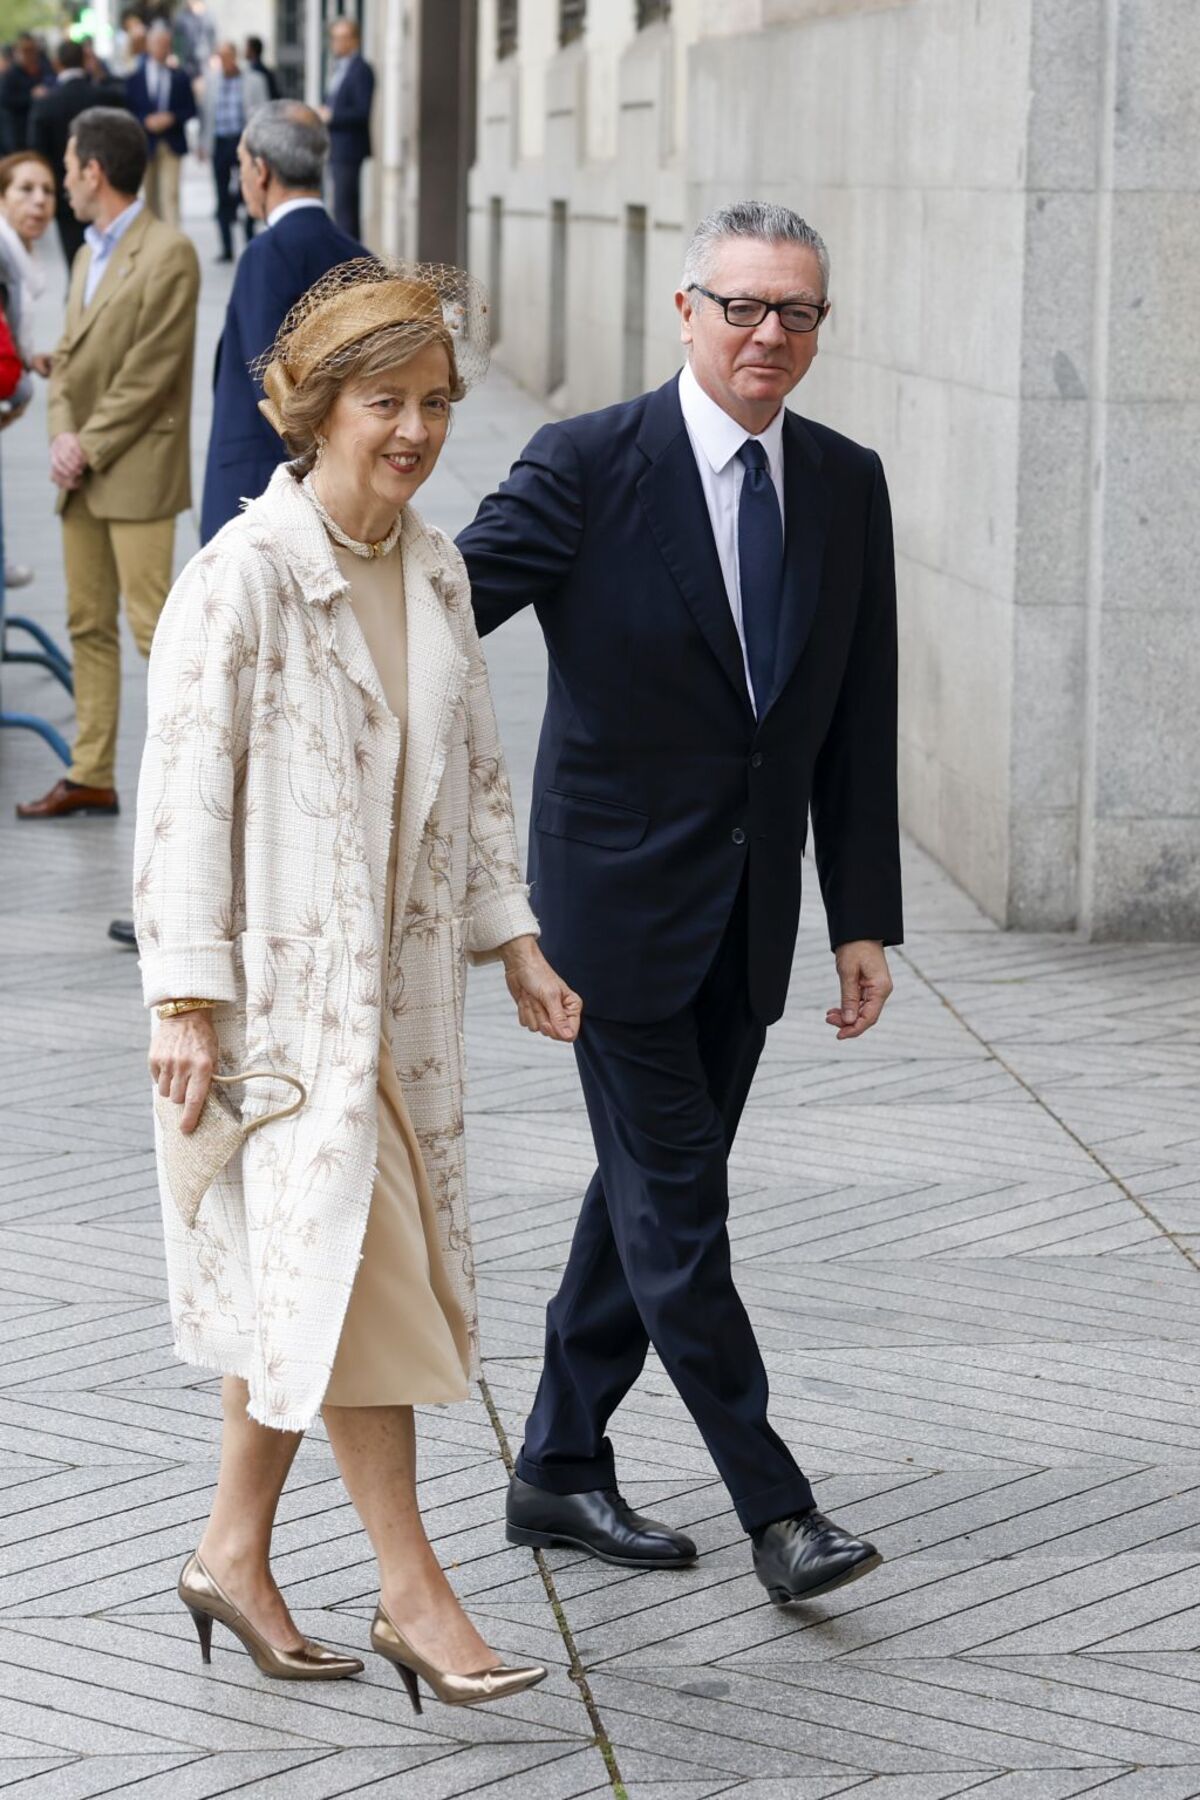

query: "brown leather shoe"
xmin=16 ymin=779 xmax=119 ymax=820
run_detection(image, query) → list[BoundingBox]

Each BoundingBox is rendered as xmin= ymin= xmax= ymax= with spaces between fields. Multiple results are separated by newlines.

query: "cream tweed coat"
xmin=134 ymin=464 xmax=537 ymax=1431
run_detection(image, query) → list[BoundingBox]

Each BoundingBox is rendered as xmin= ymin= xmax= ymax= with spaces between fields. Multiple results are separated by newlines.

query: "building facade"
xmin=469 ymin=0 xmax=1200 ymax=941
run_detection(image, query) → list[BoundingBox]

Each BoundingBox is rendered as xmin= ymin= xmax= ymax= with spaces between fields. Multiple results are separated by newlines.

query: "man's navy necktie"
xmin=737 ymin=438 xmax=783 ymax=714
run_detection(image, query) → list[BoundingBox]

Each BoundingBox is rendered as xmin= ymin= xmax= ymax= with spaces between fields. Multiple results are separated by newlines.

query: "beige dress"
xmin=323 ymin=534 xmax=472 ymax=1407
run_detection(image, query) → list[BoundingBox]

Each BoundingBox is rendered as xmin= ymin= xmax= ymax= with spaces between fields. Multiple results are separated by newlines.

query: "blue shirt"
xmin=83 ymin=199 xmax=144 ymax=306
xmin=212 ymin=71 xmax=246 ymax=138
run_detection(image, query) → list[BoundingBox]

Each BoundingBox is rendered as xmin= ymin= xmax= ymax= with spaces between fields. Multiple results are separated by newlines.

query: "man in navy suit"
xmin=200 ymin=101 xmax=364 ymax=543
xmin=459 ymin=202 xmax=902 ymax=1607
xmin=125 ymin=22 xmax=196 ymax=229
xmin=319 ymin=16 xmax=373 ymax=240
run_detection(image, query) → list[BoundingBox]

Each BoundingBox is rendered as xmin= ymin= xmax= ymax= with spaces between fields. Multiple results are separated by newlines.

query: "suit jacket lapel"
xmin=67 ymin=209 xmax=149 ymax=348
xmin=636 ymin=380 xmax=753 ymax=716
xmin=765 ymin=412 xmax=831 ymax=714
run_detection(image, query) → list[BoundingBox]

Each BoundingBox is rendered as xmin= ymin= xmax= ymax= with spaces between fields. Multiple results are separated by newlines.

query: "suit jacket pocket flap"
xmin=536 ymin=789 xmax=649 ymax=849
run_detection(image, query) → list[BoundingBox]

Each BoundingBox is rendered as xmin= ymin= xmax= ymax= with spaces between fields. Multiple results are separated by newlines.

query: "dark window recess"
xmin=636 ymin=0 xmax=671 ymax=27
xmin=559 ymin=0 xmax=586 ymax=46
xmin=497 ymin=0 xmax=518 ymax=59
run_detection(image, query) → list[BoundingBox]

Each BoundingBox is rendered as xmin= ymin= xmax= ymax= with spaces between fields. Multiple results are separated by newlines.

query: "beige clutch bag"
xmin=154 ymin=1069 xmax=307 ymax=1229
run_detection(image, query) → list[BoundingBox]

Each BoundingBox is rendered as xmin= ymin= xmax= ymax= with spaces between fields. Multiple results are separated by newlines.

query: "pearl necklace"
xmin=304 ymin=474 xmax=403 ymax=559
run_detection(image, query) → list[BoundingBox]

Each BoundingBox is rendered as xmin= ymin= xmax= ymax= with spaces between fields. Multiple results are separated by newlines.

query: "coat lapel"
xmin=636 ymin=380 xmax=753 ymax=716
xmin=765 ymin=412 xmax=832 ymax=715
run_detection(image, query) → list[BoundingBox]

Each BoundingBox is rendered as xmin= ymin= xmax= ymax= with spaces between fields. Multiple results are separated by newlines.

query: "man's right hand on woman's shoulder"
xmin=149 ymin=1009 xmax=219 ymax=1134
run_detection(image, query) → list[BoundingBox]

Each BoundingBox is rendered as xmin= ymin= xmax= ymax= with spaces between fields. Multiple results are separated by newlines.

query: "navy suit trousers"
xmin=516 ymin=879 xmax=815 ymax=1533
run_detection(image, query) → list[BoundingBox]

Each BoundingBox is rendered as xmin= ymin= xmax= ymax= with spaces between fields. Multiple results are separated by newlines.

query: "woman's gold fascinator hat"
xmin=255 ymin=257 xmax=491 ymax=439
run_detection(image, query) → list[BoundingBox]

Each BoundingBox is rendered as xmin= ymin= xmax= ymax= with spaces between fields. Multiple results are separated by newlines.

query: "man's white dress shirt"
xmin=265 ymin=196 xmax=326 ymax=229
xmin=83 ymin=199 xmax=143 ymax=306
xmin=677 ymin=359 xmax=786 ymax=712
xmin=145 ymin=56 xmax=172 ymax=112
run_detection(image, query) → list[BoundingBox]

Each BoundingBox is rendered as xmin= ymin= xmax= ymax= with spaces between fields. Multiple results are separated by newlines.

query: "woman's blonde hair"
xmin=274 ymin=320 xmax=464 ymax=472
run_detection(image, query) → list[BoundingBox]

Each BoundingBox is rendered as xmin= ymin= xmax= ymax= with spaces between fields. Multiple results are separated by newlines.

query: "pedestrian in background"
xmin=17 ymin=107 xmax=198 ymax=825
xmin=198 ymin=42 xmax=269 ymax=263
xmin=112 ymin=10 xmax=148 ymax=81
xmin=0 ymin=34 xmax=52 ymax=155
xmin=200 ymin=100 xmax=363 ymax=542
xmin=460 ymin=199 xmax=902 ymax=1607
xmin=320 ymin=16 xmax=373 ymax=239
xmin=126 ymin=22 xmax=195 ymax=229
xmin=29 ymin=38 xmax=128 ymax=271
xmin=174 ymin=0 xmax=217 ymax=83
xmin=244 ymin=36 xmax=280 ymax=101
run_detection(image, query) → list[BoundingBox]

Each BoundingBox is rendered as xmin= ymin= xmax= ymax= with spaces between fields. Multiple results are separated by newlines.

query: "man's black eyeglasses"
xmin=688 ymin=284 xmax=829 ymax=334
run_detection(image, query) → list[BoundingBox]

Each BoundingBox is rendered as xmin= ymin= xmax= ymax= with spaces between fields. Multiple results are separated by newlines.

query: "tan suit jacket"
xmin=47 ymin=207 xmax=200 ymax=521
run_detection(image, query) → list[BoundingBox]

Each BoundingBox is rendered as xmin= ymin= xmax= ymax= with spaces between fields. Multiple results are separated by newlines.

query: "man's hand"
xmin=317 ymin=103 xmax=332 ymax=122
xmin=826 ymin=940 xmax=893 ymax=1041
xmin=50 ymin=431 xmax=87 ymax=490
xmin=501 ymin=935 xmax=583 ymax=1043
xmin=145 ymin=110 xmax=175 ymax=132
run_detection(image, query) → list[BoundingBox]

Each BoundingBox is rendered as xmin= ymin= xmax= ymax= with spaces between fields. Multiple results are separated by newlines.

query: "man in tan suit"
xmin=18 ymin=107 xmax=199 ymax=822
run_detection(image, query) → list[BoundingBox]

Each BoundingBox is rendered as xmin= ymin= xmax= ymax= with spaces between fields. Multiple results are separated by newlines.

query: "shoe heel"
xmin=767 ymin=1587 xmax=794 ymax=1607
xmin=506 ymin=1524 xmax=556 ymax=1550
xmin=390 ymin=1657 xmax=423 ymax=1714
xmin=187 ymin=1604 xmax=214 ymax=1662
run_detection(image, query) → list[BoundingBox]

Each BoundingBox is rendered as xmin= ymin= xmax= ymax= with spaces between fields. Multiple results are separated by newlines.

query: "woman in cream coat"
xmin=134 ymin=260 xmax=580 ymax=1709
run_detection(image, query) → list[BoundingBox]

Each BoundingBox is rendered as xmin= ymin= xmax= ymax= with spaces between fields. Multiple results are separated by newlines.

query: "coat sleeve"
xmin=456 ymin=421 xmax=584 ymax=637
xmin=77 ymin=235 xmax=200 ymax=471
xmin=133 ymin=544 xmax=259 ymax=1006
xmin=810 ymin=451 xmax=904 ymax=951
xmin=433 ymin=534 xmax=540 ymax=962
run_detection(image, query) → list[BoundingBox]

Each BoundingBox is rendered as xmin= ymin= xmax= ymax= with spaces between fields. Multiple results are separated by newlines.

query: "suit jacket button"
xmin=751 ymin=753 xmax=764 ymax=768
xmin=732 ymin=827 xmax=746 ymax=846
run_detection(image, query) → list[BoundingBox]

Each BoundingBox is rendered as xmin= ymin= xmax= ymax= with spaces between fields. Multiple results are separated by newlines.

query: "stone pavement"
xmin=2 ymin=172 xmax=1200 ymax=1799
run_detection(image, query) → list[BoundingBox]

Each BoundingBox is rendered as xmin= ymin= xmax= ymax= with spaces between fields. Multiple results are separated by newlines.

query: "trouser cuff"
xmin=734 ymin=1472 xmax=816 ymax=1535
xmin=515 ymin=1445 xmax=617 ymax=1495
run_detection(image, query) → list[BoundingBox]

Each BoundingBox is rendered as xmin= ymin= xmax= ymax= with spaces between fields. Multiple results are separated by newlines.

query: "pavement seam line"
xmin=898 ymin=945 xmax=1200 ymax=1277
xmin=478 ymin=1374 xmax=629 ymax=1798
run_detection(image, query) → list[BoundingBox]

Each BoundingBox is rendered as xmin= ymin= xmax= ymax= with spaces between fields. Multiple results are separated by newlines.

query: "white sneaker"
xmin=5 ymin=563 xmax=34 ymax=589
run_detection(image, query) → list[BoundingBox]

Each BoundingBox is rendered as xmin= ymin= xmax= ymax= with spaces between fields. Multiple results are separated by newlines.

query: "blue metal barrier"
xmin=0 ymin=481 xmax=73 ymax=767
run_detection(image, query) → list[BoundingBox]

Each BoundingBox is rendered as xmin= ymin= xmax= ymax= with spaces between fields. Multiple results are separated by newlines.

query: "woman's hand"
xmin=30 ymin=353 xmax=52 ymax=379
xmin=149 ymin=1009 xmax=220 ymax=1133
xmin=501 ymin=936 xmax=583 ymax=1043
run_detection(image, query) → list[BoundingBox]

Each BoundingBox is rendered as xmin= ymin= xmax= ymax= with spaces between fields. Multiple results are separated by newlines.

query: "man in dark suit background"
xmin=319 ymin=15 xmax=373 ymax=239
xmin=0 ymin=34 xmax=52 ymax=155
xmin=458 ymin=201 xmax=902 ymax=1607
xmin=125 ymin=21 xmax=195 ymax=229
xmin=28 ymin=38 xmax=127 ymax=270
xmin=245 ymin=37 xmax=281 ymax=102
xmin=200 ymin=100 xmax=364 ymax=543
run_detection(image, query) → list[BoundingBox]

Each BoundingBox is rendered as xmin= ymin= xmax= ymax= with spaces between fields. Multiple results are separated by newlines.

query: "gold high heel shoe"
xmin=370 ymin=1602 xmax=547 ymax=1712
xmin=179 ymin=1552 xmax=364 ymax=1680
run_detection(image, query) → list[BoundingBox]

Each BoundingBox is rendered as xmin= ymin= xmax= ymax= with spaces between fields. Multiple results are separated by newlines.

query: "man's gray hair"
xmin=242 ymin=100 xmax=329 ymax=190
xmin=681 ymin=201 xmax=830 ymax=296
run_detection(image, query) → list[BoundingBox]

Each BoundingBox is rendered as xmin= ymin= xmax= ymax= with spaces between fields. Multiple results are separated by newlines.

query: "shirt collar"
xmin=265 ymin=195 xmax=325 ymax=228
xmin=84 ymin=197 xmax=143 ymax=258
xmin=57 ymin=67 xmax=87 ymax=82
xmin=678 ymin=359 xmax=786 ymax=482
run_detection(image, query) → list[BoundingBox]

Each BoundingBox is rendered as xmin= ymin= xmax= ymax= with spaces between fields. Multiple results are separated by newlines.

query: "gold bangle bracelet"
xmin=156 ymin=998 xmax=217 ymax=1019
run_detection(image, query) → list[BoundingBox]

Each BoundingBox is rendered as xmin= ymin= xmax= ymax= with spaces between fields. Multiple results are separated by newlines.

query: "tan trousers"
xmin=62 ymin=493 xmax=175 ymax=790
xmin=143 ymin=144 xmax=182 ymax=227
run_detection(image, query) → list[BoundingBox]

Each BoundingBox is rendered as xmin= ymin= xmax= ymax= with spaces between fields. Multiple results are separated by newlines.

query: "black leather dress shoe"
xmin=752 ymin=1509 xmax=882 ymax=1604
xmin=107 ymin=919 xmax=137 ymax=948
xmin=506 ymin=1475 xmax=697 ymax=1568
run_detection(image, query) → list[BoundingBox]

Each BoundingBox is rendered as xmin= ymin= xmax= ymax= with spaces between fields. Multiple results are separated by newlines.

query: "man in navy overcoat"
xmin=458 ymin=202 xmax=903 ymax=1607
xmin=200 ymin=101 xmax=364 ymax=544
